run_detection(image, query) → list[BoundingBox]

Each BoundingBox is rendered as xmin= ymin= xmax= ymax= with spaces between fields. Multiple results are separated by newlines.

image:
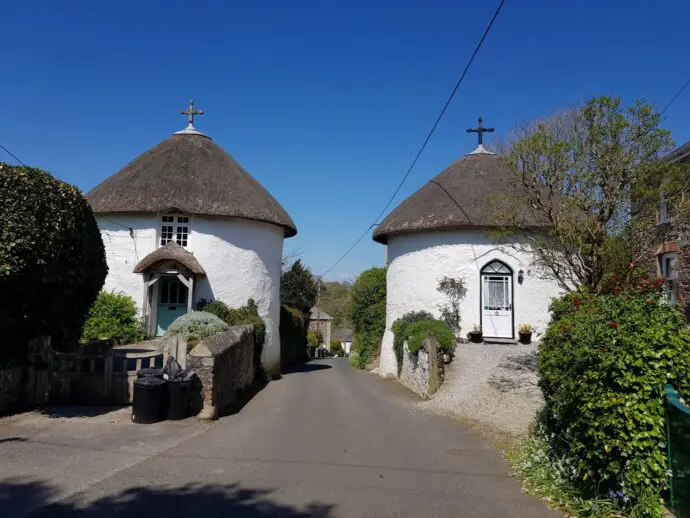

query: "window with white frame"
xmin=160 ymin=215 xmax=190 ymax=247
xmin=660 ymin=252 xmax=679 ymax=304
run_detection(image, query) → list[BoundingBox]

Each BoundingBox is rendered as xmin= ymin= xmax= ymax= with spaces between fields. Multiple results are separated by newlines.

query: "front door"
xmin=156 ymin=277 xmax=188 ymax=336
xmin=481 ymin=261 xmax=513 ymax=339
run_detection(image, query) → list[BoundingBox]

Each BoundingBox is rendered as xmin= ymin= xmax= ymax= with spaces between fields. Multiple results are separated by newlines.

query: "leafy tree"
xmin=348 ymin=267 xmax=386 ymax=367
xmin=0 ymin=163 xmax=107 ymax=358
xmin=498 ymin=96 xmax=687 ymax=291
xmin=81 ymin=291 xmax=145 ymax=345
xmin=319 ymin=281 xmax=352 ymax=328
xmin=280 ymin=259 xmax=317 ymax=314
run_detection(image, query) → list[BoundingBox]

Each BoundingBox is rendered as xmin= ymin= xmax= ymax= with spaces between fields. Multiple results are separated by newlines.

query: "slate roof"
xmin=309 ymin=307 xmax=332 ymax=321
xmin=87 ymin=132 xmax=297 ymax=237
xmin=133 ymin=242 xmax=206 ymax=275
xmin=373 ymin=149 xmax=547 ymax=244
xmin=331 ymin=328 xmax=353 ymax=342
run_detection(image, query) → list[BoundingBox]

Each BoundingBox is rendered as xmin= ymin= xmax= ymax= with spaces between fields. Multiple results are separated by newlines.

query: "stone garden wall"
xmin=399 ymin=335 xmax=442 ymax=398
xmin=187 ymin=325 xmax=256 ymax=420
xmin=0 ymin=366 xmax=23 ymax=415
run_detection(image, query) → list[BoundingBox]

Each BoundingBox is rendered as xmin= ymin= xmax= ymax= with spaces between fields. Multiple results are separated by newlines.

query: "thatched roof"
xmin=666 ymin=141 xmax=690 ymax=164
xmin=373 ymin=149 xmax=546 ymax=244
xmin=133 ymin=242 xmax=206 ymax=275
xmin=87 ymin=133 xmax=297 ymax=237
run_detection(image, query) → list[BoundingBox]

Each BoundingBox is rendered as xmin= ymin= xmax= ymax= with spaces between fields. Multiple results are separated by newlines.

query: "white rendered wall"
xmin=378 ymin=230 xmax=563 ymax=379
xmin=96 ymin=214 xmax=285 ymax=374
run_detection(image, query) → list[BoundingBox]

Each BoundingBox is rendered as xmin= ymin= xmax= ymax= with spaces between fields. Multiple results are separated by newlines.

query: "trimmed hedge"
xmin=0 ymin=163 xmax=107 ymax=358
xmin=81 ymin=291 xmax=145 ymax=345
xmin=279 ymin=305 xmax=308 ymax=367
xmin=391 ymin=311 xmax=434 ymax=369
xmin=404 ymin=320 xmax=454 ymax=356
xmin=348 ymin=267 xmax=386 ymax=368
xmin=538 ymin=271 xmax=690 ymax=506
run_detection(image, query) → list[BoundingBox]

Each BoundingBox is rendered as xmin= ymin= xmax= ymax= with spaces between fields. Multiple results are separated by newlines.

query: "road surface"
xmin=0 ymin=359 xmax=554 ymax=517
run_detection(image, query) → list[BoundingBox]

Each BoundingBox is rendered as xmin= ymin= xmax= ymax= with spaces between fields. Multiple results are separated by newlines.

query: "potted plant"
xmin=467 ymin=324 xmax=483 ymax=343
xmin=518 ymin=323 xmax=532 ymax=344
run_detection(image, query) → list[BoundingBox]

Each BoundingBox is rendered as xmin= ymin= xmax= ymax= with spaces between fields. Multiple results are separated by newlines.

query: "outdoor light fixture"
xmin=518 ymin=269 xmax=524 ymax=285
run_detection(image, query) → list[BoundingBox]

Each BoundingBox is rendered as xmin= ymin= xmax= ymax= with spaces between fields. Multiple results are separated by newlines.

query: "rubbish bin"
xmin=132 ymin=376 xmax=167 ymax=424
xmin=166 ymin=378 xmax=192 ymax=420
xmin=137 ymin=367 xmax=163 ymax=379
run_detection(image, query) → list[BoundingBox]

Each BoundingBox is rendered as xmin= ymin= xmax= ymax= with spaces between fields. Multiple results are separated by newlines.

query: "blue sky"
xmin=2 ymin=1 xmax=689 ymax=281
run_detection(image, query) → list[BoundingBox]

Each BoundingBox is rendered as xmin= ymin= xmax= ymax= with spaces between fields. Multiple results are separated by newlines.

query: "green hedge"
xmin=348 ymin=267 xmax=386 ymax=368
xmin=391 ymin=311 xmax=434 ymax=370
xmin=404 ymin=320 xmax=454 ymax=355
xmin=538 ymin=272 xmax=690 ymax=508
xmin=280 ymin=305 xmax=308 ymax=367
xmin=81 ymin=291 xmax=145 ymax=345
xmin=0 ymin=163 xmax=107 ymax=359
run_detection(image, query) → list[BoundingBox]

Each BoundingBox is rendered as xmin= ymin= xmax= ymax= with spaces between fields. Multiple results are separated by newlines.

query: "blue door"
xmin=156 ymin=277 xmax=188 ymax=336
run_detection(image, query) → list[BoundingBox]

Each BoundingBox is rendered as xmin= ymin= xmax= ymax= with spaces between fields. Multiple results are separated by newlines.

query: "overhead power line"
xmin=317 ymin=0 xmax=507 ymax=279
xmin=0 ymin=143 xmax=27 ymax=166
xmin=661 ymin=77 xmax=690 ymax=116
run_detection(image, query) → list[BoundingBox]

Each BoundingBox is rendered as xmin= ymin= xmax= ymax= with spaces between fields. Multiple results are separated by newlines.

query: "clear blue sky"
xmin=2 ymin=1 xmax=689 ymax=281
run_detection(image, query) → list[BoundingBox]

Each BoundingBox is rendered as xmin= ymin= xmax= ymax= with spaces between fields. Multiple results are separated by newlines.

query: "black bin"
xmin=137 ymin=367 xmax=163 ymax=379
xmin=166 ymin=378 xmax=192 ymax=420
xmin=132 ymin=377 xmax=167 ymax=424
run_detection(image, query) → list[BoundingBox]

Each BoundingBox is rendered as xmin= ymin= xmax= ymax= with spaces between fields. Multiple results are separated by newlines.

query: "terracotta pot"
xmin=519 ymin=331 xmax=532 ymax=344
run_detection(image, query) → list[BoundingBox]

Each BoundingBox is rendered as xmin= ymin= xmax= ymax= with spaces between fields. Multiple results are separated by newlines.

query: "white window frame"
xmin=159 ymin=213 xmax=191 ymax=248
xmin=660 ymin=252 xmax=679 ymax=304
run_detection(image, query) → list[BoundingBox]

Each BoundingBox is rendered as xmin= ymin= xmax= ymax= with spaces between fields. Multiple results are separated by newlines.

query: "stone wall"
xmin=0 ymin=366 xmax=23 ymax=415
xmin=398 ymin=335 xmax=442 ymax=398
xmin=187 ymin=325 xmax=256 ymax=420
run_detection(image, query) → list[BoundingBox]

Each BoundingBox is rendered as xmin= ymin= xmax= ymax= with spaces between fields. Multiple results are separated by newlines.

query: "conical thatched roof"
xmin=373 ymin=148 xmax=546 ymax=244
xmin=87 ymin=133 xmax=297 ymax=237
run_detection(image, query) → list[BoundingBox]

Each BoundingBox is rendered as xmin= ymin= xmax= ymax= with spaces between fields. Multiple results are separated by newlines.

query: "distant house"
xmin=308 ymin=307 xmax=332 ymax=346
xmin=331 ymin=328 xmax=354 ymax=355
xmin=639 ymin=141 xmax=690 ymax=315
xmin=85 ymin=102 xmax=297 ymax=374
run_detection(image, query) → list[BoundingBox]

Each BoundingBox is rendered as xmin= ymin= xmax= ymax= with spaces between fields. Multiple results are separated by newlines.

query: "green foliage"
xmin=437 ymin=276 xmax=466 ymax=338
xmin=0 ymin=163 xmax=107 ymax=357
xmin=329 ymin=341 xmax=344 ymax=356
xmin=307 ymin=331 xmax=320 ymax=347
xmin=348 ymin=349 xmax=362 ymax=369
xmin=281 ymin=260 xmax=317 ymax=314
xmin=197 ymin=300 xmax=231 ymax=321
xmin=391 ymin=311 xmax=434 ymax=370
xmin=348 ymin=267 xmax=387 ymax=368
xmin=537 ymin=270 xmax=690 ymax=507
xmin=319 ymin=281 xmax=352 ymax=328
xmin=507 ymin=414 xmax=664 ymax=517
xmin=165 ymin=311 xmax=229 ymax=342
xmin=404 ymin=320 xmax=454 ymax=356
xmin=279 ymin=305 xmax=308 ymax=367
xmin=500 ymin=96 xmax=678 ymax=291
xmin=80 ymin=291 xmax=145 ymax=345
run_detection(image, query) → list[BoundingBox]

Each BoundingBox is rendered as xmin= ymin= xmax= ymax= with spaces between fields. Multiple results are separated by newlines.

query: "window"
xmin=160 ymin=215 xmax=190 ymax=247
xmin=660 ymin=252 xmax=679 ymax=304
xmin=159 ymin=278 xmax=187 ymax=305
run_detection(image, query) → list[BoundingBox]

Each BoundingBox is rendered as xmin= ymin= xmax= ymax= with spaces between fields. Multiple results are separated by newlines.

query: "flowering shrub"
xmin=538 ymin=270 xmax=690 ymax=510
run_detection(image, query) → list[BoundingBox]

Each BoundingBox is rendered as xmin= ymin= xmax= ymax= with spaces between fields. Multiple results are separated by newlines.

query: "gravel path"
xmin=420 ymin=341 xmax=543 ymax=438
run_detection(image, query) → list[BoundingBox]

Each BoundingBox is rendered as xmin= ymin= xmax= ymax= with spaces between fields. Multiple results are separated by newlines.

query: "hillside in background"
xmin=320 ymin=281 xmax=352 ymax=329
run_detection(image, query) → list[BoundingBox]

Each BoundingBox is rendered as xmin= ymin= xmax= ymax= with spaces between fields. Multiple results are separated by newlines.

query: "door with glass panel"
xmin=480 ymin=261 xmax=513 ymax=338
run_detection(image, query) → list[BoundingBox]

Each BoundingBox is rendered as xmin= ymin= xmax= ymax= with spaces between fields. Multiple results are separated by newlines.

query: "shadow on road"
xmin=37 ymin=406 xmax=130 ymax=420
xmin=0 ymin=478 xmax=335 ymax=518
xmin=282 ymin=362 xmax=333 ymax=375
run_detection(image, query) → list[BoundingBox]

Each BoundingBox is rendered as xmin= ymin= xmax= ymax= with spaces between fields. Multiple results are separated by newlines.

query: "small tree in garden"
xmin=0 ymin=163 xmax=107 ymax=359
xmin=81 ymin=291 xmax=145 ymax=345
xmin=347 ymin=267 xmax=386 ymax=368
xmin=436 ymin=276 xmax=466 ymax=338
xmin=498 ymin=96 xmax=689 ymax=292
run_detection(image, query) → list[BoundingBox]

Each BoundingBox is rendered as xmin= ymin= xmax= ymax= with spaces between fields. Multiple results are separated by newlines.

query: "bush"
xmin=197 ymin=300 xmax=231 ymax=321
xmin=80 ymin=291 xmax=145 ymax=345
xmin=279 ymin=305 xmax=308 ymax=367
xmin=348 ymin=267 xmax=386 ymax=368
xmin=404 ymin=320 xmax=454 ymax=356
xmin=307 ymin=331 xmax=320 ymax=347
xmin=330 ymin=341 xmax=344 ymax=356
xmin=391 ymin=311 xmax=434 ymax=370
xmin=0 ymin=164 xmax=107 ymax=357
xmin=537 ymin=271 xmax=690 ymax=508
xmin=165 ymin=311 xmax=229 ymax=342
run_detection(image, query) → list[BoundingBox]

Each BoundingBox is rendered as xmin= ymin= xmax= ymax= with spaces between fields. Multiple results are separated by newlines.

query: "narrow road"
xmin=2 ymin=359 xmax=554 ymax=517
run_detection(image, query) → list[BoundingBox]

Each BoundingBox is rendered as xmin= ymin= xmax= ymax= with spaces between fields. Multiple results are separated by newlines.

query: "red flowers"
xmin=614 ymin=286 xmax=622 ymax=296
xmin=573 ymin=297 xmax=581 ymax=307
xmin=609 ymin=320 xmax=618 ymax=329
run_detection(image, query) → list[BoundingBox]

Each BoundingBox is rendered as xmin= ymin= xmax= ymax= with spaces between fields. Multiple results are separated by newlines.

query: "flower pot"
xmin=468 ymin=332 xmax=483 ymax=343
xmin=519 ymin=331 xmax=532 ymax=344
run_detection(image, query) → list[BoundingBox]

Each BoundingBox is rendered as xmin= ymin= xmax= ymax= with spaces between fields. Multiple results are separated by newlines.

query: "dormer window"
xmin=160 ymin=215 xmax=190 ymax=247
